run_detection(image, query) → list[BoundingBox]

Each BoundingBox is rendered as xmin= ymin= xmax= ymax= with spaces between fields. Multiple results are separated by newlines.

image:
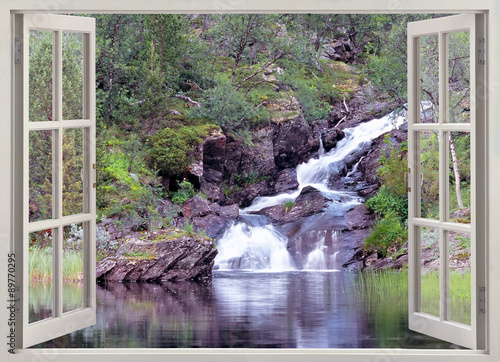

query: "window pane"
xmin=63 ymin=32 xmax=84 ymax=120
xmin=448 ymin=31 xmax=470 ymax=123
xmin=29 ymin=29 xmax=53 ymax=122
xmin=63 ymin=128 xmax=84 ymax=216
xmin=29 ymin=230 xmax=53 ymax=323
xmin=448 ymin=132 xmax=471 ymax=223
xmin=419 ymin=34 xmax=439 ymax=123
xmin=420 ymin=226 xmax=440 ymax=316
xmin=29 ymin=130 xmax=53 ymax=222
xmin=448 ymin=230 xmax=471 ymax=325
xmin=63 ymin=223 xmax=84 ymax=313
xmin=419 ymin=131 xmax=439 ymax=219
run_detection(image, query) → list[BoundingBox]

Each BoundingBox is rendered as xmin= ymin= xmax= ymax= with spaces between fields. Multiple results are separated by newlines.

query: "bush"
xmin=171 ymin=180 xmax=196 ymax=204
xmin=363 ymin=212 xmax=408 ymax=258
xmin=366 ymin=185 xmax=408 ymax=222
xmin=147 ymin=124 xmax=214 ymax=176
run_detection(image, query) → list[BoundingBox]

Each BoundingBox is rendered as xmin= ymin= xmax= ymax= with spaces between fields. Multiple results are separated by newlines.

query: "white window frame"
xmin=407 ymin=14 xmax=486 ymax=349
xmin=1 ymin=1 xmax=498 ymax=361
xmin=16 ymin=13 xmax=97 ymax=348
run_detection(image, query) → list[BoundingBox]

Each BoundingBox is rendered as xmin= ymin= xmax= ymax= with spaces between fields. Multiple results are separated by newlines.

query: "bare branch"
xmin=173 ymin=94 xmax=201 ymax=107
xmin=235 ymin=51 xmax=284 ymax=92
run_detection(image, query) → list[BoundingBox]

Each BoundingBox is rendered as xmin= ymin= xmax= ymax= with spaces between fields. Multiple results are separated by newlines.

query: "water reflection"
xmin=32 ymin=271 xmax=456 ymax=349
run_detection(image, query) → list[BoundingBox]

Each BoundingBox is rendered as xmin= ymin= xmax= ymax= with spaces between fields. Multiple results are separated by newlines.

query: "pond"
xmin=31 ymin=270 xmax=461 ymax=349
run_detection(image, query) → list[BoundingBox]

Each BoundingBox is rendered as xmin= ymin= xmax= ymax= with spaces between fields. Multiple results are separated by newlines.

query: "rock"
xmin=279 ymin=186 xmax=329 ymax=223
xmin=321 ymin=128 xmax=345 ymax=152
xmin=321 ymin=39 xmax=359 ymax=63
xmin=218 ymin=204 xmax=239 ymax=219
xmin=228 ymin=180 xmax=271 ymax=207
xmin=96 ymin=236 xmax=217 ymax=282
xmin=192 ymin=214 xmax=225 ymax=238
xmin=274 ymin=168 xmax=299 ymax=193
xmin=201 ymin=133 xmax=226 ymax=201
xmin=344 ymin=204 xmax=375 ymax=230
xmin=182 ymin=195 xmax=212 ymax=218
xmin=273 ymin=116 xmax=318 ymax=170
xmin=250 ymin=204 xmax=286 ymax=222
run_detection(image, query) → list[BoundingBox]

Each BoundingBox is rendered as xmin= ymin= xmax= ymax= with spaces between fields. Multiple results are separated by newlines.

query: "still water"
xmin=32 ymin=271 xmax=458 ymax=349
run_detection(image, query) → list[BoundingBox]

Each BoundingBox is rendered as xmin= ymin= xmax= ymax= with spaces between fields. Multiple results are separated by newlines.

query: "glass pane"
xmin=419 ymin=131 xmax=439 ymax=219
xmin=448 ymin=31 xmax=470 ymax=123
xmin=63 ymin=223 xmax=84 ymax=313
xmin=419 ymin=34 xmax=439 ymax=123
xmin=63 ymin=128 xmax=84 ymax=216
xmin=63 ymin=32 xmax=84 ymax=120
xmin=29 ymin=130 xmax=53 ymax=222
xmin=448 ymin=230 xmax=471 ymax=325
xmin=448 ymin=132 xmax=471 ymax=223
xmin=420 ymin=226 xmax=440 ymax=316
xmin=29 ymin=29 xmax=53 ymax=122
xmin=29 ymin=230 xmax=53 ymax=323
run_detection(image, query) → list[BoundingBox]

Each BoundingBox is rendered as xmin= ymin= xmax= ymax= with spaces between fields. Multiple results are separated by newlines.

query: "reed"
xmin=29 ymin=246 xmax=83 ymax=282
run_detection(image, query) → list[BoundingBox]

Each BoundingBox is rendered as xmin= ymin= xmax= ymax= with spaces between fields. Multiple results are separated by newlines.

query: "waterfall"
xmin=318 ymin=133 xmax=326 ymax=157
xmin=215 ymin=107 xmax=410 ymax=271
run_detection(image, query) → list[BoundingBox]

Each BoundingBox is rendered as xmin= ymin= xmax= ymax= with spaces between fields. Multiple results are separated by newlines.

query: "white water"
xmin=215 ymin=107 xmax=410 ymax=271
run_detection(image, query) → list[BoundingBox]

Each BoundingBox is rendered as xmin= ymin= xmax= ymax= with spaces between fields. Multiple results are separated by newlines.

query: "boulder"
xmin=273 ymin=117 xmax=318 ymax=170
xmin=182 ymin=195 xmax=212 ymax=218
xmin=344 ymin=204 xmax=375 ymax=230
xmin=192 ymin=214 xmax=226 ymax=238
xmin=321 ymin=128 xmax=345 ymax=152
xmin=279 ymin=186 xmax=329 ymax=223
xmin=96 ymin=236 xmax=217 ymax=282
xmin=274 ymin=168 xmax=299 ymax=193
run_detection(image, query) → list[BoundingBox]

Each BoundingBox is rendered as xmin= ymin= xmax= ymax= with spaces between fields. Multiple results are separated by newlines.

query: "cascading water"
xmin=215 ymin=108 xmax=409 ymax=271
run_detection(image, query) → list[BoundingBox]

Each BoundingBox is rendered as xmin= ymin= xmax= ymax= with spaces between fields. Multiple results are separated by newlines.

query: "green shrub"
xmin=171 ymin=180 xmax=196 ymax=204
xmin=377 ymin=134 xmax=408 ymax=197
xmin=147 ymin=124 xmax=213 ymax=176
xmin=364 ymin=212 xmax=408 ymax=258
xmin=366 ymin=185 xmax=408 ymax=222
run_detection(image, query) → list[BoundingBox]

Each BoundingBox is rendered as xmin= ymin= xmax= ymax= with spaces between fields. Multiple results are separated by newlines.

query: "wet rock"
xmin=218 ymin=204 xmax=239 ymax=219
xmin=274 ymin=168 xmax=299 ymax=193
xmin=279 ymin=186 xmax=329 ymax=223
xmin=321 ymin=128 xmax=345 ymax=152
xmin=250 ymin=204 xmax=286 ymax=222
xmin=344 ymin=204 xmax=375 ymax=230
xmin=96 ymin=236 xmax=217 ymax=282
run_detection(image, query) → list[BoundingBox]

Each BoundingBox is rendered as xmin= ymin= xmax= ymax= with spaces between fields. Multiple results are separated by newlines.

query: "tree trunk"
xmin=449 ymin=133 xmax=463 ymax=209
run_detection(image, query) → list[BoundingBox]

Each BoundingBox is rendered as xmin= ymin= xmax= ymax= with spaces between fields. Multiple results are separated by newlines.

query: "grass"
xmin=29 ymin=246 xmax=83 ymax=283
xmin=343 ymin=269 xmax=471 ymax=325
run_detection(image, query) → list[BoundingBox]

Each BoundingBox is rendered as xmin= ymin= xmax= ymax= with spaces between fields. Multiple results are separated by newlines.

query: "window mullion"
xmin=54 ymin=29 xmax=64 ymax=319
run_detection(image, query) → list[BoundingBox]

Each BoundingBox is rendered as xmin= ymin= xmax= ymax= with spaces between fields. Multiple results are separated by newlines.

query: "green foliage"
xmin=96 ymin=128 xmax=162 ymax=230
xmin=147 ymin=124 xmax=214 ymax=176
xmin=183 ymin=221 xmax=195 ymax=237
xmin=366 ymin=186 xmax=408 ymax=222
xmin=376 ymin=135 xmax=408 ymax=197
xmin=283 ymin=201 xmax=295 ymax=213
xmin=172 ymin=180 xmax=196 ymax=205
xmin=363 ymin=212 xmax=408 ymax=258
xmin=190 ymin=76 xmax=259 ymax=139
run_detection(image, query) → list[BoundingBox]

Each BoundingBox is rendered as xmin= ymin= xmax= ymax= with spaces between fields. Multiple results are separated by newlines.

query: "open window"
xmin=9 ymin=9 xmax=489 ymax=356
xmin=14 ymin=14 xmax=96 ymax=348
xmin=407 ymin=14 xmax=486 ymax=349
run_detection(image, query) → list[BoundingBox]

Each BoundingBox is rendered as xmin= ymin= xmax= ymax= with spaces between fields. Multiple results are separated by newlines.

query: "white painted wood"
xmin=19 ymin=14 xmax=96 ymax=348
xmin=1 ymin=1 xmax=498 ymax=361
xmin=407 ymin=13 xmax=485 ymax=349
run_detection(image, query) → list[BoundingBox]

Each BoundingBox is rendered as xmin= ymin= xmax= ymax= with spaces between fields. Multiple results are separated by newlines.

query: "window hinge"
xmin=478 ymin=287 xmax=486 ymax=314
xmin=14 ymin=37 xmax=22 ymax=64
xmin=478 ymin=38 xmax=485 ymax=66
